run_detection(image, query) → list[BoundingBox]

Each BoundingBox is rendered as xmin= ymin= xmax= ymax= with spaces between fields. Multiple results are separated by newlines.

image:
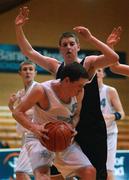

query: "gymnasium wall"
xmin=0 ymin=0 xmax=129 ymax=113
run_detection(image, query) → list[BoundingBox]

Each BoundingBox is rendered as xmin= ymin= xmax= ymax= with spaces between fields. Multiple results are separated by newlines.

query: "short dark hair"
xmin=60 ymin=62 xmax=89 ymax=81
xmin=19 ymin=60 xmax=36 ymax=71
xmin=59 ymin=32 xmax=79 ymax=46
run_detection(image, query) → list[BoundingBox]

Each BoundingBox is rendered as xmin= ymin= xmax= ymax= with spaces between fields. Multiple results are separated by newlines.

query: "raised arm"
xmin=73 ymin=26 xmax=119 ymax=76
xmin=15 ymin=7 xmax=59 ymax=74
xmin=106 ymin=26 xmax=129 ymax=76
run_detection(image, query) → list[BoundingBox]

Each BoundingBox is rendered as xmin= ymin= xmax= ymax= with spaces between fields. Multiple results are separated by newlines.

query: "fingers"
xmin=112 ymin=26 xmax=122 ymax=36
xmin=18 ymin=6 xmax=29 ymax=22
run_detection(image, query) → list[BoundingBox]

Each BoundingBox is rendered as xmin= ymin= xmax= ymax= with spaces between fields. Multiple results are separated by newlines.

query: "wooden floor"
xmin=0 ymin=106 xmax=129 ymax=149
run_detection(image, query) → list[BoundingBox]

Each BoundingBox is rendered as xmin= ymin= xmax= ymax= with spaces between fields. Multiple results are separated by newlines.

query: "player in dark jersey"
xmin=15 ymin=7 xmax=119 ymax=179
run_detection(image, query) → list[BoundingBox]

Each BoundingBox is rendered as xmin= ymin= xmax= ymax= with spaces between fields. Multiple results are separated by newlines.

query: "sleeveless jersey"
xmin=56 ymin=61 xmax=106 ymax=136
xmin=56 ymin=60 xmax=107 ymax=180
xmin=33 ymin=79 xmax=78 ymax=125
xmin=99 ymin=84 xmax=118 ymax=134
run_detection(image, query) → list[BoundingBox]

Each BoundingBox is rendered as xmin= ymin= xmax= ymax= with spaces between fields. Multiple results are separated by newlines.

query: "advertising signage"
xmin=0 ymin=44 xmax=126 ymax=78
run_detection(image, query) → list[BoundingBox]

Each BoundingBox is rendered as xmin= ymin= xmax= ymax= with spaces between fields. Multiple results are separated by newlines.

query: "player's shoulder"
xmin=105 ymin=84 xmax=118 ymax=96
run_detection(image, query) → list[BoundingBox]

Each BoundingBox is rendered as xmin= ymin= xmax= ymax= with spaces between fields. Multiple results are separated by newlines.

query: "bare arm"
xmin=12 ymin=85 xmax=47 ymax=138
xmin=105 ymin=26 xmax=129 ymax=76
xmin=103 ymin=87 xmax=125 ymax=122
xmin=73 ymin=26 xmax=119 ymax=77
xmin=110 ymin=62 xmax=129 ymax=76
xmin=15 ymin=7 xmax=59 ymax=74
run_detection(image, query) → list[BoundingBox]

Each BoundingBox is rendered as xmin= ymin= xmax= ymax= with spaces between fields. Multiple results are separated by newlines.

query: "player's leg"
xmin=26 ymin=137 xmax=55 ymax=179
xmin=51 ymin=174 xmax=65 ymax=180
xmin=54 ymin=142 xmax=96 ymax=180
xmin=16 ymin=172 xmax=31 ymax=180
xmin=50 ymin=166 xmax=65 ymax=180
xmin=107 ymin=133 xmax=117 ymax=180
xmin=15 ymin=145 xmax=32 ymax=180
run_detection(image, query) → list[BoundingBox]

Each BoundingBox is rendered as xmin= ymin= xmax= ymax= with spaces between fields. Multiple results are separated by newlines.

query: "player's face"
xmin=97 ymin=68 xmax=105 ymax=80
xmin=59 ymin=37 xmax=80 ymax=64
xmin=66 ymin=77 xmax=89 ymax=97
xmin=19 ymin=64 xmax=36 ymax=84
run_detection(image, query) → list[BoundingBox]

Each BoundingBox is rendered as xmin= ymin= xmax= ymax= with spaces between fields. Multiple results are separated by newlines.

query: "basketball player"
xmin=8 ymin=60 xmax=37 ymax=180
xmin=15 ymin=7 xmax=119 ymax=179
xmin=12 ymin=62 xmax=96 ymax=180
xmin=97 ymin=68 xmax=125 ymax=180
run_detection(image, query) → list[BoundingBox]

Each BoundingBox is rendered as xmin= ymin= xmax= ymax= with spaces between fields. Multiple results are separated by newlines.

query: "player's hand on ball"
xmin=31 ymin=123 xmax=49 ymax=140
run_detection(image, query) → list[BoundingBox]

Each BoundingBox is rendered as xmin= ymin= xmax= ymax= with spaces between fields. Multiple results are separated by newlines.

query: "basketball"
xmin=40 ymin=121 xmax=73 ymax=152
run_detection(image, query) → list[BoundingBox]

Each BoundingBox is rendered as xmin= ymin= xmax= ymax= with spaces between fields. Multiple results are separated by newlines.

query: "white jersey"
xmin=25 ymin=79 xmax=92 ymax=176
xmin=33 ymin=79 xmax=78 ymax=126
xmin=16 ymin=81 xmax=37 ymax=135
xmin=99 ymin=84 xmax=118 ymax=134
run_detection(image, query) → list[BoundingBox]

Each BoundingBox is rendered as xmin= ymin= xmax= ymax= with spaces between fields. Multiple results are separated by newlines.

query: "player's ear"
xmin=18 ymin=70 xmax=21 ymax=76
xmin=63 ymin=77 xmax=70 ymax=83
xmin=77 ymin=43 xmax=80 ymax=52
xmin=103 ymin=70 xmax=106 ymax=78
xmin=35 ymin=70 xmax=37 ymax=76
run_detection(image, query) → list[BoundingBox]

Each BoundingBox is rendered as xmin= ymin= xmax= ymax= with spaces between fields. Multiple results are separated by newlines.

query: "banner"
xmin=0 ymin=149 xmax=129 ymax=179
xmin=0 ymin=148 xmax=20 ymax=180
xmin=0 ymin=44 xmax=126 ymax=78
xmin=115 ymin=150 xmax=129 ymax=180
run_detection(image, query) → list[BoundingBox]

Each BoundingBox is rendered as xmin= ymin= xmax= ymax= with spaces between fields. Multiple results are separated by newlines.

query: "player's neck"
xmin=51 ymin=81 xmax=71 ymax=104
xmin=24 ymin=81 xmax=34 ymax=91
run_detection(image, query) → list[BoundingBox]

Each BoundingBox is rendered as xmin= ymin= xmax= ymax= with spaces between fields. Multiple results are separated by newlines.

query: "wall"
xmin=0 ymin=0 xmax=129 ymax=113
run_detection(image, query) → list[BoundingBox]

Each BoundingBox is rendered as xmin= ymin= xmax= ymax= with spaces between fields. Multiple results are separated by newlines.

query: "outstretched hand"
xmin=106 ymin=26 xmax=122 ymax=48
xmin=73 ymin=26 xmax=92 ymax=41
xmin=15 ymin=6 xmax=30 ymax=26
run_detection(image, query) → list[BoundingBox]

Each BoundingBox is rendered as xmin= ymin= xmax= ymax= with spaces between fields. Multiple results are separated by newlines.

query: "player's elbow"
xmin=12 ymin=109 xmax=21 ymax=122
xmin=111 ymin=53 xmax=119 ymax=64
xmin=110 ymin=65 xmax=117 ymax=73
xmin=121 ymin=111 xmax=125 ymax=120
xmin=21 ymin=47 xmax=34 ymax=59
xmin=110 ymin=62 xmax=120 ymax=74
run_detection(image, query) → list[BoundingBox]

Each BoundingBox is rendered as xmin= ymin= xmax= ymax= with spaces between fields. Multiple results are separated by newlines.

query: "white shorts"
xmin=25 ymin=136 xmax=55 ymax=171
xmin=54 ymin=142 xmax=92 ymax=178
xmin=25 ymin=135 xmax=92 ymax=177
xmin=15 ymin=144 xmax=33 ymax=175
xmin=107 ymin=133 xmax=117 ymax=171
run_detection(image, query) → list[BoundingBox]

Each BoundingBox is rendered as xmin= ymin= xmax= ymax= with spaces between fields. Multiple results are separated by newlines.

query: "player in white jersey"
xmin=97 ymin=68 xmax=125 ymax=180
xmin=12 ymin=62 xmax=96 ymax=180
xmin=8 ymin=60 xmax=37 ymax=180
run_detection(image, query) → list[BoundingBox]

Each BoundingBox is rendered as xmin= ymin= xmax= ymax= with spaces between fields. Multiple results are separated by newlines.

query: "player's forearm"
xmin=12 ymin=109 xmax=34 ymax=132
xmin=8 ymin=102 xmax=14 ymax=112
xmin=110 ymin=63 xmax=129 ymax=76
xmin=15 ymin=25 xmax=33 ymax=57
xmin=88 ymin=35 xmax=119 ymax=64
xmin=103 ymin=111 xmax=125 ymax=122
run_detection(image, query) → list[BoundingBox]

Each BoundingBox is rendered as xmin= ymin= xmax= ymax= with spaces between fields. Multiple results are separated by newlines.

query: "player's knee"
xmin=107 ymin=170 xmax=114 ymax=180
xmin=85 ymin=166 xmax=96 ymax=176
xmin=76 ymin=166 xmax=96 ymax=179
xmin=16 ymin=172 xmax=31 ymax=180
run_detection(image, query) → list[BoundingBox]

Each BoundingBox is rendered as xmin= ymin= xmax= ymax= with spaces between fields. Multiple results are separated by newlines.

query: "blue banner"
xmin=114 ymin=150 xmax=129 ymax=180
xmin=0 ymin=44 xmax=126 ymax=78
xmin=0 ymin=149 xmax=129 ymax=179
xmin=0 ymin=148 xmax=20 ymax=180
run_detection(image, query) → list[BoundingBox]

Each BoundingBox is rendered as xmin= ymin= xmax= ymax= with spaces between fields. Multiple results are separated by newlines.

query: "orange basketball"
xmin=40 ymin=121 xmax=73 ymax=152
